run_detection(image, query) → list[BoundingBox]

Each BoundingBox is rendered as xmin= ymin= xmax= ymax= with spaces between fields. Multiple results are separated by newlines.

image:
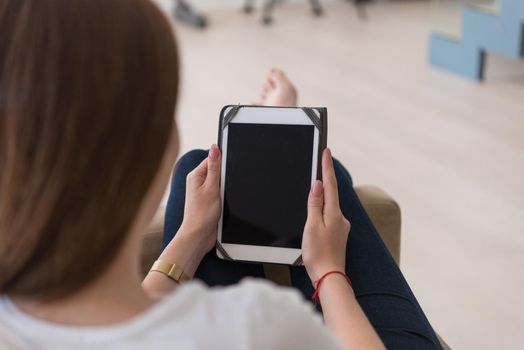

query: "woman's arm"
xmin=141 ymin=230 xmax=207 ymax=298
xmin=318 ymin=275 xmax=384 ymax=349
xmin=302 ymin=148 xmax=385 ymax=350
xmin=142 ymin=145 xmax=222 ymax=299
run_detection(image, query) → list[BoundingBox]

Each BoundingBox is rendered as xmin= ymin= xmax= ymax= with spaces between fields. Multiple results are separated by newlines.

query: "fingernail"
xmin=311 ymin=180 xmax=323 ymax=195
xmin=209 ymin=145 xmax=219 ymax=161
xmin=325 ymin=147 xmax=331 ymax=157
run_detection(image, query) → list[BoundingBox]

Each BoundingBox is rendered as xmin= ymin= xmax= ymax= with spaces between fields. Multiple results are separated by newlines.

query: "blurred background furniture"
xmin=173 ymin=0 xmax=208 ymax=28
xmin=242 ymin=0 xmax=371 ymax=25
xmin=141 ymin=184 xmax=451 ymax=349
xmin=430 ymin=0 xmax=524 ymax=80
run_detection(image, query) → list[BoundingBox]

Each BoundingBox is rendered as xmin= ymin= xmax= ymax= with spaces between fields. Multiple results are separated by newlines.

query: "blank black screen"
xmin=222 ymin=123 xmax=314 ymax=248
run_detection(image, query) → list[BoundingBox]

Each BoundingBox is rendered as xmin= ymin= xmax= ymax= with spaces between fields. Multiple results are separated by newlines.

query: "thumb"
xmin=205 ymin=144 xmax=221 ymax=186
xmin=307 ymin=180 xmax=324 ymax=223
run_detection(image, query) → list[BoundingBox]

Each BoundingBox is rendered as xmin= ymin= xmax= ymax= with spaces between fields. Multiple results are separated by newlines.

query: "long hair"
xmin=0 ymin=0 xmax=179 ymax=300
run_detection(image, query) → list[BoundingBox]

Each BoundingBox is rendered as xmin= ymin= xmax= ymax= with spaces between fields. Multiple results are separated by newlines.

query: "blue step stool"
xmin=429 ymin=0 xmax=524 ymax=80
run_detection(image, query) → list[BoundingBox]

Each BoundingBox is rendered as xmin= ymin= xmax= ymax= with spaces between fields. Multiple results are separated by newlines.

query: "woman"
xmin=0 ymin=0 xmax=441 ymax=349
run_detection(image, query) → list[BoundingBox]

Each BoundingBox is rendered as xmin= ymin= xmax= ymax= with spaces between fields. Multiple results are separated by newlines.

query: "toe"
xmin=266 ymin=77 xmax=276 ymax=89
xmin=270 ymin=68 xmax=284 ymax=76
xmin=270 ymin=70 xmax=289 ymax=87
xmin=262 ymin=81 xmax=271 ymax=93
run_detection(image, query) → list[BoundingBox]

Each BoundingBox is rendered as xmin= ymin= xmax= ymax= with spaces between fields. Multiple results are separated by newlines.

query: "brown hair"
xmin=0 ymin=0 xmax=179 ymax=300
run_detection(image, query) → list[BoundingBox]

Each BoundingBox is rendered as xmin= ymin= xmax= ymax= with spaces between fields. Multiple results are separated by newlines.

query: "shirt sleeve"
xmin=216 ymin=279 xmax=341 ymax=350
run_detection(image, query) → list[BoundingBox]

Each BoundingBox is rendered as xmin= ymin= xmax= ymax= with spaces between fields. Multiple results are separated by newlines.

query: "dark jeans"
xmin=163 ymin=150 xmax=442 ymax=349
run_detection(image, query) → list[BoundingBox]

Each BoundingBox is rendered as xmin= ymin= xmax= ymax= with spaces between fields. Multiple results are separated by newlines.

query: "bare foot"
xmin=255 ymin=69 xmax=298 ymax=107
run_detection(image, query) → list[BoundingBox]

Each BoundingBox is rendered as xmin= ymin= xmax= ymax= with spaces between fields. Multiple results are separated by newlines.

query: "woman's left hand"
xmin=176 ymin=144 xmax=222 ymax=256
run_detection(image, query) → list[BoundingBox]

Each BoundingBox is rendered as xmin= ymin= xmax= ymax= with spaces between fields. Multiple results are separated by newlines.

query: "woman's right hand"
xmin=302 ymin=148 xmax=351 ymax=284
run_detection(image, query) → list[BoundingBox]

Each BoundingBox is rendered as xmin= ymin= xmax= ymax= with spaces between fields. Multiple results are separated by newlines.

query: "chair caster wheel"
xmin=262 ymin=17 xmax=272 ymax=25
xmin=312 ymin=7 xmax=323 ymax=16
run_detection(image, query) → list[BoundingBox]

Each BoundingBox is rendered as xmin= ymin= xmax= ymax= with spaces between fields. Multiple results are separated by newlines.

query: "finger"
xmin=189 ymin=158 xmax=208 ymax=187
xmin=205 ymin=144 xmax=221 ymax=186
xmin=306 ymin=180 xmax=324 ymax=224
xmin=322 ymin=148 xmax=340 ymax=214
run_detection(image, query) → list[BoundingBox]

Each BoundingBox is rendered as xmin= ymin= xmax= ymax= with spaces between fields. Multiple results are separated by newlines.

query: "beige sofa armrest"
xmin=355 ymin=186 xmax=401 ymax=265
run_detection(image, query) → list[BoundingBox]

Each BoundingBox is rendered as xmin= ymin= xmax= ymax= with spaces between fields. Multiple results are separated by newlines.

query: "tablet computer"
xmin=216 ymin=105 xmax=327 ymax=265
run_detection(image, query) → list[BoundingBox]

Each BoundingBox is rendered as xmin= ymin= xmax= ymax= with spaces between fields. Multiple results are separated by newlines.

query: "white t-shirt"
xmin=0 ymin=279 xmax=340 ymax=350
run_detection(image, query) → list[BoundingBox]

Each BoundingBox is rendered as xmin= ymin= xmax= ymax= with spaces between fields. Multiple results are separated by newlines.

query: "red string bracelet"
xmin=312 ymin=271 xmax=352 ymax=305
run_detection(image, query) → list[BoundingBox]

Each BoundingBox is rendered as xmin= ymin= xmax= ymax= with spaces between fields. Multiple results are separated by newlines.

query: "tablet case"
xmin=216 ymin=105 xmax=328 ymax=266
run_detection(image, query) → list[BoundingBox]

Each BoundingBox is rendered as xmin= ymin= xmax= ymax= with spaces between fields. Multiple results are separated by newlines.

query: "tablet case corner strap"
xmin=222 ymin=104 xmax=241 ymax=128
xmin=292 ymin=255 xmax=303 ymax=266
xmin=301 ymin=107 xmax=322 ymax=131
xmin=216 ymin=242 xmax=234 ymax=261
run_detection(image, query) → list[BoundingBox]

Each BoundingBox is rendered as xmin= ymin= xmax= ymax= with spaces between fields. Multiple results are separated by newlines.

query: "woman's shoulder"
xmin=170 ymin=278 xmax=314 ymax=318
xmin=201 ymin=278 xmax=306 ymax=307
xmin=159 ymin=279 xmax=340 ymax=349
xmin=0 ymin=281 xmax=340 ymax=350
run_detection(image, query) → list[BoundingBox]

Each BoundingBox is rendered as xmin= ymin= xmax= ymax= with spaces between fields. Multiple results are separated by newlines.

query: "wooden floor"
xmin=157 ymin=1 xmax=524 ymax=349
